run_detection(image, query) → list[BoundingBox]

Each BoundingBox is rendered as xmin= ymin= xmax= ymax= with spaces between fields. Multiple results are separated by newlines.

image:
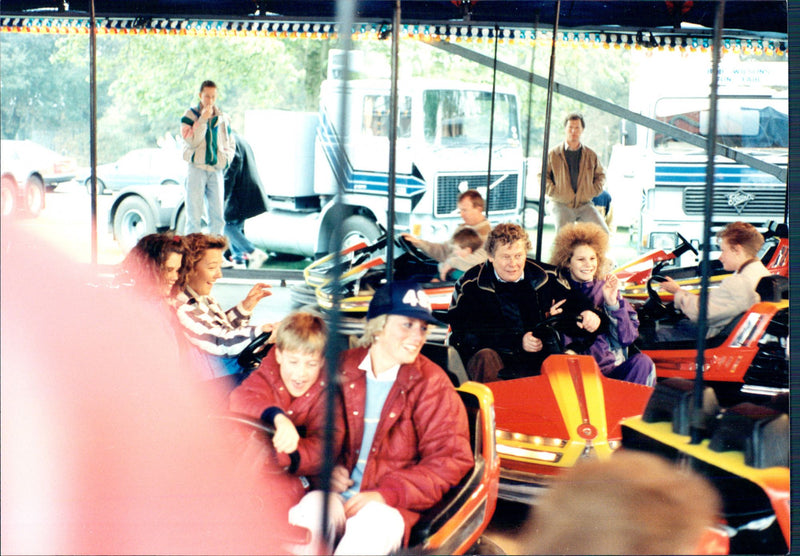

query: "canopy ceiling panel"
xmin=0 ymin=1 xmax=787 ymax=36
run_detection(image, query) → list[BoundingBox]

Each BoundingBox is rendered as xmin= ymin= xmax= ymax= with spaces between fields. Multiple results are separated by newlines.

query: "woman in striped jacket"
xmin=173 ymin=233 xmax=273 ymax=383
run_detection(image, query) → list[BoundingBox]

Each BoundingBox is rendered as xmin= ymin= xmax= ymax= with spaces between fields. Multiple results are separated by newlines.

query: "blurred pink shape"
xmin=1 ymin=222 xmax=300 ymax=555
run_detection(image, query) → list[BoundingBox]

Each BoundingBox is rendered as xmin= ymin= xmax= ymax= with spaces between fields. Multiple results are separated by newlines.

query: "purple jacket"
xmin=564 ymin=275 xmax=642 ymax=376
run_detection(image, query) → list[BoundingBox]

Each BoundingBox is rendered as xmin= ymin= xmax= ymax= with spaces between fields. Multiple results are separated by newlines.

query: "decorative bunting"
xmin=0 ymin=17 xmax=786 ymax=55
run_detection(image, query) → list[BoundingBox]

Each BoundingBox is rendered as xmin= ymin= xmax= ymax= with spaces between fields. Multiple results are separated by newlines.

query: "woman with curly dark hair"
xmin=121 ymin=232 xmax=187 ymax=299
xmin=550 ymin=222 xmax=655 ymax=385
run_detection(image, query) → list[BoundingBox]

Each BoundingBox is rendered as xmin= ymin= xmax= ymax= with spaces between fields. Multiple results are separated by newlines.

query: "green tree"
xmin=0 ymin=34 xmax=90 ymax=158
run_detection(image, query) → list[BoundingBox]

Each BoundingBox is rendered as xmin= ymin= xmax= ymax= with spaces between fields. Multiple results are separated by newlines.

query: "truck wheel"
xmin=1 ymin=174 xmax=17 ymax=218
xmin=337 ymin=215 xmax=381 ymax=252
xmin=22 ymin=174 xmax=45 ymax=218
xmin=113 ymin=196 xmax=155 ymax=252
xmin=175 ymin=209 xmax=185 ymax=234
xmin=174 ymin=208 xmax=207 ymax=234
xmin=84 ymin=178 xmax=106 ymax=196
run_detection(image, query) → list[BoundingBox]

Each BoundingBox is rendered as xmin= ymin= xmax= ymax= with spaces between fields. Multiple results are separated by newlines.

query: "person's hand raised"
xmin=241 ymin=282 xmax=272 ymax=312
xmin=602 ymin=274 xmax=620 ymax=306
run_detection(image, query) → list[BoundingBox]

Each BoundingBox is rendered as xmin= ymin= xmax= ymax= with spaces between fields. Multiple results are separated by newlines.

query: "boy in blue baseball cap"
xmin=287 ymin=281 xmax=472 ymax=555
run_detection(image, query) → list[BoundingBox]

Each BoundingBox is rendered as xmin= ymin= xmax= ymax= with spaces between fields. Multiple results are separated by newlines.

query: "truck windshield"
xmin=653 ymin=96 xmax=788 ymax=153
xmin=422 ymin=90 xmax=520 ymax=147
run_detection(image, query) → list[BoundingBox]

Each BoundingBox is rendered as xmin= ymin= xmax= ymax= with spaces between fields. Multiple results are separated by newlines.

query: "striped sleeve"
xmin=175 ymin=300 xmax=258 ymax=357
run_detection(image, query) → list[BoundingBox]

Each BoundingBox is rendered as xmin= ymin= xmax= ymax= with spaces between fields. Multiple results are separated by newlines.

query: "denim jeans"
xmin=185 ymin=165 xmax=225 ymax=235
xmin=224 ymin=219 xmax=255 ymax=262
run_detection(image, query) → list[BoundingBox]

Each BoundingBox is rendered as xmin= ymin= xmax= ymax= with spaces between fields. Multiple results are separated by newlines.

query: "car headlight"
xmin=495 ymin=430 xmax=567 ymax=463
xmin=496 ymin=444 xmax=563 ymax=463
xmin=496 ymin=430 xmax=568 ymax=448
xmin=649 ymin=231 xmax=677 ymax=251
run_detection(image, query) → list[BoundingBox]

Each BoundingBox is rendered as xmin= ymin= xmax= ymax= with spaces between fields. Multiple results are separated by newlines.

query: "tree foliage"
xmin=1 ymin=34 xmax=90 ymax=157
xmin=4 ymin=30 xmax=744 ymax=170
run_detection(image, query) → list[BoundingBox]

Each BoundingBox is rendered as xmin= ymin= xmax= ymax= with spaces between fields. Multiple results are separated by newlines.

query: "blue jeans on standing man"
xmin=224 ymin=219 xmax=256 ymax=264
xmin=185 ymin=165 xmax=225 ymax=235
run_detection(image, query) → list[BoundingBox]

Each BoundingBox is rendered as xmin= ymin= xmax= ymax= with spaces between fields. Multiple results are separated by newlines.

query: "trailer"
xmin=606 ymin=52 xmax=787 ymax=254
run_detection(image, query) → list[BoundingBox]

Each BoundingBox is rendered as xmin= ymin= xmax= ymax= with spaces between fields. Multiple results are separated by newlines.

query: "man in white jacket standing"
xmin=181 ymin=80 xmax=235 ymax=235
xmin=659 ymin=221 xmax=771 ymax=338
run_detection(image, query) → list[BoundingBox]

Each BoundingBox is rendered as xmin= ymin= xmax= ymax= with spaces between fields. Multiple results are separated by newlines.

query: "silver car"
xmin=80 ymin=148 xmax=186 ymax=195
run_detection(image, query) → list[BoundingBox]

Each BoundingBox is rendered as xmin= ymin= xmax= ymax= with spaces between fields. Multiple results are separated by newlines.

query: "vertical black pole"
xmin=319 ymin=0 xmax=355 ymax=541
xmin=484 ymin=25 xmax=499 ymax=218
xmin=386 ymin=0 xmax=401 ymax=282
xmin=89 ymin=0 xmax=97 ymax=264
xmin=535 ymin=0 xmax=560 ymax=260
xmin=691 ymin=0 xmax=725 ymax=445
xmin=522 ymin=17 xmax=539 ymax=231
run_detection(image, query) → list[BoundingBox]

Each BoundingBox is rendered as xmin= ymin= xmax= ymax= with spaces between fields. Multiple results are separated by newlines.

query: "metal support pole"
xmin=484 ymin=25 xmax=499 ymax=218
xmin=691 ymin=0 xmax=725 ymax=445
xmin=320 ymin=0 xmax=356 ymax=538
xmin=89 ymin=0 xmax=97 ymax=264
xmin=386 ymin=0 xmax=401 ymax=282
xmin=522 ymin=17 xmax=539 ymax=230
xmin=535 ymin=0 xmax=560 ymax=260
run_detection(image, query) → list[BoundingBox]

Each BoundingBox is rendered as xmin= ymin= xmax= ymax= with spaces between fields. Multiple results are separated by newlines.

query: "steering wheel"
xmin=673 ymin=233 xmax=699 ymax=258
xmin=529 ymin=311 xmax=598 ymax=355
xmin=237 ymin=331 xmax=272 ymax=371
xmin=211 ymin=412 xmax=301 ymax=477
xmin=396 ymin=234 xmax=437 ymax=264
xmin=642 ymin=275 xmax=676 ymax=321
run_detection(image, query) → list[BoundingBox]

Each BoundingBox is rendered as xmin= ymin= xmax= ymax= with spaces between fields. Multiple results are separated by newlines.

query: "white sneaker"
xmin=248 ymin=248 xmax=269 ymax=269
xmin=221 ymin=258 xmax=235 ymax=269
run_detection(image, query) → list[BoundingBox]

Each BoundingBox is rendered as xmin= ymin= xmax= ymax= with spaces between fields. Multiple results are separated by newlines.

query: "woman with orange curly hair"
xmin=174 ymin=233 xmax=274 ymax=384
xmin=550 ymin=222 xmax=654 ymax=385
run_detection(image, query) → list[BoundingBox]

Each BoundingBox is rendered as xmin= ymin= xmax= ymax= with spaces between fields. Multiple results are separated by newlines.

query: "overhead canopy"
xmin=0 ymin=0 xmax=788 ymax=36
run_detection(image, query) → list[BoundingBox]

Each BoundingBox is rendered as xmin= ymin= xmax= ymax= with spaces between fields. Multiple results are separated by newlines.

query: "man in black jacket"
xmin=445 ymin=223 xmax=602 ymax=382
xmin=223 ymin=132 xmax=269 ymax=269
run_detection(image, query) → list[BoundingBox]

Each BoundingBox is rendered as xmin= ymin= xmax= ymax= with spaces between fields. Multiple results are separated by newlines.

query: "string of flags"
xmin=0 ymin=17 xmax=786 ymax=56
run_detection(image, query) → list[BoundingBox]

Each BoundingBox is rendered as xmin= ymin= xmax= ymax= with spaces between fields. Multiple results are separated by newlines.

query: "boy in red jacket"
xmin=229 ymin=310 xmax=344 ymax=510
xmin=288 ymin=281 xmax=473 ymax=555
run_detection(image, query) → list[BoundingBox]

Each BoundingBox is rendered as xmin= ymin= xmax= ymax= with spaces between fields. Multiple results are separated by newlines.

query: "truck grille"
xmin=436 ymin=173 xmax=519 ymax=216
xmin=683 ymin=185 xmax=786 ymax=216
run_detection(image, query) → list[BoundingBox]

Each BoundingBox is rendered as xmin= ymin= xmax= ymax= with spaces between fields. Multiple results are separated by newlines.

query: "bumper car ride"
xmin=635 ymin=274 xmax=788 ymax=405
xmin=621 ymin=379 xmax=789 ymax=554
xmin=215 ymin=380 xmax=500 ymax=555
xmin=487 ymin=353 xmax=653 ymax=505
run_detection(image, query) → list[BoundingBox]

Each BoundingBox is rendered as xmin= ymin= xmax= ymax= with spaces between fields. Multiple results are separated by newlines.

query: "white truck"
xmin=242 ymin=65 xmax=525 ymax=257
xmin=108 ymin=52 xmax=525 ymax=257
xmin=606 ymin=53 xmax=787 ymax=253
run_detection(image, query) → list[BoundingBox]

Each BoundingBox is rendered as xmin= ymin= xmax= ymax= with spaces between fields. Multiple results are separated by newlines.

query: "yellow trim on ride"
xmin=620 ymin=417 xmax=789 ymax=486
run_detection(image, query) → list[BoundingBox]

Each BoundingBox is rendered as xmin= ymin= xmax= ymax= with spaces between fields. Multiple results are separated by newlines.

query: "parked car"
xmin=1 ymin=139 xmax=78 ymax=218
xmin=80 ymin=148 xmax=186 ymax=195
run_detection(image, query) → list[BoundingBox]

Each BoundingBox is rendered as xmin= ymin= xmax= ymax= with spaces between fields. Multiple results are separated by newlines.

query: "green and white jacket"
xmin=180 ymin=104 xmax=235 ymax=171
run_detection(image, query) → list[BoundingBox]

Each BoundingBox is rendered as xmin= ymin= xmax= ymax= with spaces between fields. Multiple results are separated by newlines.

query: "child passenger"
xmin=229 ymin=311 xmax=344 ymax=502
xmin=173 ymin=233 xmax=274 ymax=383
xmin=288 ymin=281 xmax=473 ymax=555
xmin=657 ymin=221 xmax=771 ymax=338
xmin=438 ymin=226 xmax=486 ymax=281
xmin=550 ymin=222 xmax=655 ymax=385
